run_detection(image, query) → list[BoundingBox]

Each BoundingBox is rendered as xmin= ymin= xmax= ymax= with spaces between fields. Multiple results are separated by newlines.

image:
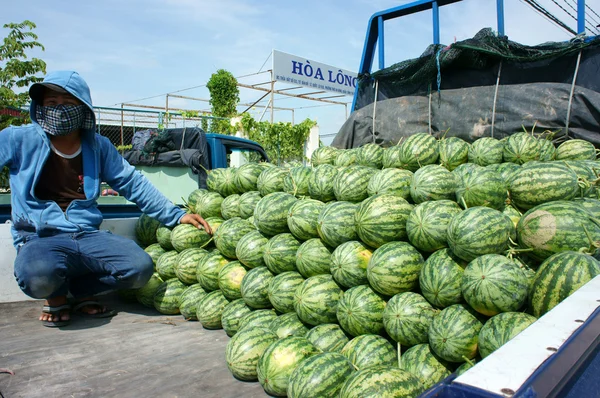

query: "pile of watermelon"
xmin=129 ymin=133 xmax=600 ymax=397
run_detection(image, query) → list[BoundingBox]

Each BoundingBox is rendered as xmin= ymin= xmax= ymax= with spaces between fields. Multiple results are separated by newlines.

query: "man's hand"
xmin=180 ymin=214 xmax=212 ymax=234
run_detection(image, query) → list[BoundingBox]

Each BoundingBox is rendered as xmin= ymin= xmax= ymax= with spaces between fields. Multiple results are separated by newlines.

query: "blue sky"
xmin=4 ymin=0 xmax=598 ymax=144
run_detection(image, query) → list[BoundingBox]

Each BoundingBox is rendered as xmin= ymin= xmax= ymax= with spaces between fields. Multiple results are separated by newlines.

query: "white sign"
xmin=272 ymin=50 xmax=357 ymax=96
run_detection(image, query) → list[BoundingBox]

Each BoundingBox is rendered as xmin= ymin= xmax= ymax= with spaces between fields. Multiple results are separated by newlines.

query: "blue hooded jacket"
xmin=0 ymin=71 xmax=186 ymax=247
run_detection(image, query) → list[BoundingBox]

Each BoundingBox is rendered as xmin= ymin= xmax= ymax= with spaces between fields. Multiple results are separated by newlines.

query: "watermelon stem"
xmin=581 ymin=224 xmax=600 ymax=251
xmin=460 ymin=196 xmax=468 ymax=209
xmin=397 ymin=342 xmax=402 ymax=368
xmin=461 ymin=355 xmax=475 ymax=367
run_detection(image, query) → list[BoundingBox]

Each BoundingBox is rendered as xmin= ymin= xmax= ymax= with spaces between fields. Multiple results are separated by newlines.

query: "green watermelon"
xmin=456 ymin=167 xmax=507 ymax=210
xmin=238 ymin=191 xmax=262 ymax=219
xmin=339 ymin=366 xmax=423 ymax=398
xmin=221 ymin=298 xmax=253 ymax=337
xmin=455 ymin=359 xmax=478 ymax=376
xmin=153 ymin=278 xmax=187 ymax=315
xmin=240 ymin=266 xmax=274 ymax=309
xmin=355 ymin=194 xmax=413 ymax=248
xmin=179 ymin=283 xmax=207 ymax=320
xmin=529 ymin=251 xmax=600 ymax=317
xmin=410 ymin=164 xmax=458 ymax=204
xmin=574 ymin=197 xmax=600 ymax=218
xmin=135 ymin=272 xmax=164 ymax=308
xmin=196 ymin=251 xmax=230 ymax=291
xmin=207 ymin=168 xmax=227 ymax=193
xmin=382 ymin=145 xmax=403 ymax=169
xmin=406 ymin=200 xmax=462 ymax=252
xmin=462 ymin=254 xmax=529 ymax=316
xmin=468 ymin=137 xmax=504 ymax=166
xmin=196 ymin=290 xmax=230 ymax=329
xmin=397 ymin=133 xmax=440 ymax=171
xmin=257 ymin=166 xmax=289 ymax=196
xmin=287 ymin=352 xmax=354 ymax=398
xmin=156 ymin=225 xmax=174 ymax=251
xmin=144 ymin=243 xmax=166 ymax=266
xmin=503 ymin=132 xmax=541 ymax=164
xmin=356 ymin=143 xmax=384 ymax=168
xmin=486 ymin=162 xmax=521 ymax=186
xmin=335 ymin=148 xmax=358 ymax=167
xmin=330 ymin=241 xmax=372 ymax=288
xmin=218 ymin=261 xmax=248 ymax=300
xmin=175 ymin=247 xmax=208 ymax=285
xmin=226 ymin=327 xmax=279 ymax=381
xmin=156 ymin=250 xmax=179 ymax=280
xmin=205 ymin=216 xmax=224 ymax=235
xmin=556 ymin=139 xmax=596 ymax=161
xmin=503 ymin=205 xmax=522 ymax=230
xmin=308 ymin=164 xmax=339 ymax=202
xmin=367 ymin=167 xmax=413 ymax=199
xmin=333 ymin=165 xmax=377 ymax=202
xmin=296 ymin=238 xmax=333 ymax=278
xmin=287 ymin=198 xmax=324 ymax=241
xmin=209 ymin=167 xmax=239 ymax=197
xmin=538 ymin=138 xmax=556 ymax=161
xmin=196 ymin=191 xmax=224 ymax=219
xmin=170 ymin=223 xmax=212 ymax=253
xmin=135 ymin=213 xmax=160 ymax=247
xmin=254 ymin=192 xmax=298 ymax=236
xmin=284 ymin=166 xmax=312 ymax=197
xmin=269 ymin=312 xmax=310 ymax=339
xmin=305 ymin=324 xmax=349 ymax=353
xmin=257 ymin=336 xmax=318 ymax=396
xmin=438 ymin=136 xmax=469 ymax=171
xmin=294 ymin=274 xmax=344 ymax=326
xmin=452 ymin=163 xmax=482 ymax=184
xmin=341 ymin=334 xmax=396 ymax=369
xmin=317 ymin=201 xmax=358 ymax=248
xmin=263 ymin=233 xmax=301 ymax=274
xmin=238 ymin=309 xmax=279 ymax=332
xmin=367 ymin=241 xmax=424 ymax=296
xmin=187 ymin=188 xmax=208 ymax=214
xmin=221 ymin=194 xmax=241 ymax=220
xmin=234 ymin=163 xmax=265 ymax=193
xmin=478 ymin=312 xmax=537 ymax=358
xmin=447 ymin=206 xmax=513 ymax=262
xmin=563 ymin=160 xmax=597 ymax=197
xmin=213 ymin=217 xmax=255 ymax=259
xmin=268 ymin=271 xmax=305 ymax=314
xmin=383 ymin=292 xmax=438 ymax=346
xmin=336 ymin=285 xmax=386 ymax=337
xmin=419 ymin=248 xmax=466 ymax=308
xmin=401 ymin=344 xmax=452 ymax=390
xmin=428 ymin=304 xmax=484 ymax=362
xmin=311 ymin=146 xmax=339 ymax=166
xmin=235 ymin=230 xmax=268 ymax=269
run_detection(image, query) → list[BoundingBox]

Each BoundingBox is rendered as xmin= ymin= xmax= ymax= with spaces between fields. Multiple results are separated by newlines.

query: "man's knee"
xmin=120 ymin=252 xmax=154 ymax=289
xmin=14 ymin=259 xmax=64 ymax=299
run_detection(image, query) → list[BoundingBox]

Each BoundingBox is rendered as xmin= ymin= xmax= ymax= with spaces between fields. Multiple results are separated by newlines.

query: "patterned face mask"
xmin=35 ymin=104 xmax=94 ymax=136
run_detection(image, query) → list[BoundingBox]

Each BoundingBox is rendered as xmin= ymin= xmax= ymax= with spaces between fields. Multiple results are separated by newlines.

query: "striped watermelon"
xmin=218 ymin=261 xmax=248 ymax=300
xmin=214 ymin=217 xmax=256 ymax=259
xmin=205 ymin=216 xmax=224 ymax=235
xmin=264 ymin=233 xmax=301 ymax=274
xmin=317 ymin=201 xmax=358 ymax=248
xmin=330 ymin=241 xmax=372 ymax=288
xmin=196 ymin=290 xmax=230 ymax=329
xmin=468 ymin=137 xmax=504 ymax=166
xmin=187 ymin=188 xmax=208 ymax=214
xmin=509 ymin=162 xmax=579 ymax=210
xmin=516 ymin=201 xmax=600 ymax=261
xmin=478 ymin=312 xmax=537 ymax=358
xmin=456 ymin=167 xmax=507 ymax=210
xmin=179 ymin=283 xmax=207 ymax=320
xmin=257 ymin=336 xmax=318 ymax=396
xmin=308 ymin=164 xmax=339 ymax=202
xmin=287 ymin=198 xmax=324 ymax=241
xmin=268 ymin=271 xmax=305 ymax=313
xmin=503 ymin=204 xmax=522 ymax=230
xmin=539 ymin=138 xmax=557 ymax=161
xmin=196 ymin=191 xmax=224 ymax=219
xmin=355 ymin=194 xmax=413 ymax=248
xmin=447 ymin=206 xmax=513 ymax=262
xmin=294 ymin=274 xmax=344 ymax=326
xmin=356 ymin=143 xmax=384 ymax=168
xmin=398 ymin=133 xmax=440 ymax=171
xmin=455 ymin=359 xmax=478 ymax=376
xmin=438 ymin=136 xmax=469 ymax=171
xmin=333 ymin=165 xmax=378 ymax=202
xmin=175 ymin=248 xmax=208 ymax=285
xmin=156 ymin=250 xmax=179 ymax=281
xmin=502 ymin=132 xmax=541 ymax=164
xmin=311 ymin=146 xmax=339 ymax=166
xmin=452 ymin=163 xmax=482 ymax=184
xmin=287 ymin=352 xmax=354 ymax=398
xmin=135 ymin=272 xmax=164 ymax=308
xmin=153 ymin=278 xmax=187 ymax=315
xmin=335 ymin=148 xmax=358 ymax=167
xmin=254 ymin=192 xmax=298 ymax=236
xmin=529 ymin=251 xmax=600 ymax=317
xmin=563 ymin=160 xmax=597 ymax=197
xmin=269 ymin=312 xmax=310 ymax=339
xmin=221 ymin=194 xmax=241 ymax=220
xmin=234 ymin=163 xmax=265 ymax=193
xmin=410 ymin=164 xmax=458 ymax=204
xmin=196 ymin=251 xmax=230 ymax=291
xmin=135 ymin=213 xmax=160 ymax=247
xmin=238 ymin=191 xmax=262 ymax=219
xmin=211 ymin=167 xmax=239 ymax=197
xmin=486 ymin=162 xmax=521 ymax=185
xmin=383 ymin=292 xmax=438 ymax=346
xmin=284 ymin=166 xmax=312 ymax=197
xmin=336 ymin=285 xmax=386 ymax=337
xmin=170 ymin=223 xmax=212 ymax=253
xmin=339 ymin=366 xmax=423 ymax=398
xmin=406 ymin=200 xmax=462 ymax=252
xmin=462 ymin=254 xmax=529 ymax=316
xmin=556 ymin=139 xmax=596 ymax=161
xmin=156 ymin=225 xmax=174 ymax=251
xmin=305 ymin=324 xmax=349 ymax=353
xmin=428 ymin=304 xmax=484 ymax=362
xmin=144 ymin=243 xmax=166 ymax=266
xmin=367 ymin=167 xmax=413 ymax=199
xmin=401 ymin=344 xmax=452 ymax=390
xmin=235 ymin=230 xmax=268 ymax=269
xmin=296 ymin=238 xmax=333 ymax=278
xmin=207 ymin=168 xmax=226 ymax=193
xmin=382 ymin=145 xmax=403 ymax=169
xmin=257 ymin=166 xmax=289 ymax=196
xmin=240 ymin=266 xmax=274 ymax=309
xmin=367 ymin=241 xmax=424 ymax=296
xmin=221 ymin=298 xmax=253 ymax=337
xmin=574 ymin=197 xmax=600 ymax=218
xmin=341 ymin=334 xmax=396 ymax=369
xmin=238 ymin=309 xmax=279 ymax=332
xmin=420 ymin=248 xmax=466 ymax=308
xmin=226 ymin=327 xmax=279 ymax=381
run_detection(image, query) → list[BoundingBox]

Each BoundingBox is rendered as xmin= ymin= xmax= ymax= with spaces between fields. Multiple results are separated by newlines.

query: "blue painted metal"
xmin=578 ymin=0 xmax=586 ymax=35
xmin=378 ymin=16 xmax=385 ymax=70
xmin=432 ymin=1 xmax=440 ymax=45
xmin=497 ymin=0 xmax=505 ymax=36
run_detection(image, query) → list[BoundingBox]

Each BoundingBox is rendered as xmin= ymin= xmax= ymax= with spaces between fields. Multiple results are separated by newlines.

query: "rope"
xmin=491 ymin=60 xmax=503 ymax=139
xmin=565 ymin=50 xmax=583 ymax=138
xmin=372 ymin=79 xmax=379 ymax=143
xmin=428 ymin=83 xmax=433 ymax=135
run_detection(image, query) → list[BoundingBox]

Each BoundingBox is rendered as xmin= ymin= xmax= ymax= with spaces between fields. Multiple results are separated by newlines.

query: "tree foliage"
xmin=206 ymin=69 xmax=239 ymax=135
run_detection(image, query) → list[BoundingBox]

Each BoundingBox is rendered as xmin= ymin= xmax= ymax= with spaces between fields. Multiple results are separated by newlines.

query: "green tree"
xmin=206 ymin=69 xmax=239 ymax=135
xmin=0 ymin=21 xmax=46 ymax=191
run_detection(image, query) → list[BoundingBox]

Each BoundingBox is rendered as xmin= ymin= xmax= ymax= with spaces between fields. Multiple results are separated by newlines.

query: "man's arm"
xmin=0 ymin=127 xmax=15 ymax=169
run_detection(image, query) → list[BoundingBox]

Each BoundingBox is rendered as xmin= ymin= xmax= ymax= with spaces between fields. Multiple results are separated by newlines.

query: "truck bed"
xmin=0 ymin=295 xmax=267 ymax=398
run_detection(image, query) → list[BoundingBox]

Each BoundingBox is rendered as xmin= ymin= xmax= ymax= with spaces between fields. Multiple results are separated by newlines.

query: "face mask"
xmin=36 ymin=104 xmax=93 ymax=136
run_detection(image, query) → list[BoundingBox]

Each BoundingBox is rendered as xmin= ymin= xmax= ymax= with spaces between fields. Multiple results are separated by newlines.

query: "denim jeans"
xmin=14 ymin=230 xmax=154 ymax=299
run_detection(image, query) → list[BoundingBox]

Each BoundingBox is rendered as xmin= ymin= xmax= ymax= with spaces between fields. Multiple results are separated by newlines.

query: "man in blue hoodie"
xmin=0 ymin=71 xmax=211 ymax=327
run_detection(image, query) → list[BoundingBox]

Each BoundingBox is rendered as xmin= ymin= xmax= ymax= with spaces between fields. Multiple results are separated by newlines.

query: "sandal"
xmin=72 ymin=300 xmax=117 ymax=318
xmin=41 ymin=304 xmax=71 ymax=328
